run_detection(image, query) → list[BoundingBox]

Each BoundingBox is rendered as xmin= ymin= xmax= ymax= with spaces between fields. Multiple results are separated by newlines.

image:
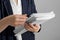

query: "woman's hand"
xmin=0 ymin=14 xmax=28 ymax=32
xmin=24 ymin=23 xmax=41 ymax=32
xmin=7 ymin=14 xmax=28 ymax=27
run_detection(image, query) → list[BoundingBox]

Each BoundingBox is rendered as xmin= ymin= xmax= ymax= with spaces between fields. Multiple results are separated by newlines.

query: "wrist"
xmin=2 ymin=16 xmax=13 ymax=26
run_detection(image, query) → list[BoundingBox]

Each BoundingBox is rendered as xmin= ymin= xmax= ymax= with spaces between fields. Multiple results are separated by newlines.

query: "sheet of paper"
xmin=26 ymin=11 xmax=55 ymax=24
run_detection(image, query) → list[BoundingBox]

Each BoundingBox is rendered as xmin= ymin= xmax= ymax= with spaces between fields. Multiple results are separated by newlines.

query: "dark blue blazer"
xmin=0 ymin=0 xmax=38 ymax=40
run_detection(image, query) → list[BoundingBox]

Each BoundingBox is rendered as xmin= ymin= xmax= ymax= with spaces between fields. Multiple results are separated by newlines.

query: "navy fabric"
xmin=21 ymin=31 xmax=35 ymax=40
xmin=0 ymin=0 xmax=37 ymax=40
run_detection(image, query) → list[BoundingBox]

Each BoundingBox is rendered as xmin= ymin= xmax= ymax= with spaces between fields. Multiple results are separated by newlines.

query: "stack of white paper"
xmin=14 ymin=11 xmax=55 ymax=37
xmin=14 ymin=11 xmax=55 ymax=40
xmin=31 ymin=11 xmax=55 ymax=24
xmin=26 ymin=11 xmax=55 ymax=24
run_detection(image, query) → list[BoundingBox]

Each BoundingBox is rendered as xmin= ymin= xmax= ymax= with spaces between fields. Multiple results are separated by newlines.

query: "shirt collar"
xmin=10 ymin=0 xmax=21 ymax=6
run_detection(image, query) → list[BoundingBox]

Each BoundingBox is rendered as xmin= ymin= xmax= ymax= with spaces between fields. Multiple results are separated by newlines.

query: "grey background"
xmin=34 ymin=0 xmax=60 ymax=40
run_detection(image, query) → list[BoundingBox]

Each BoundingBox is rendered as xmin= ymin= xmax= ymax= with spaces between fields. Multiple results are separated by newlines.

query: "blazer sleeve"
xmin=0 ymin=0 xmax=3 ymax=20
xmin=0 ymin=0 xmax=1 ymax=19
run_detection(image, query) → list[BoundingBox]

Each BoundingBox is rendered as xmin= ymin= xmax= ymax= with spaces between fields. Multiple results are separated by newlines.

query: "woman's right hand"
xmin=7 ymin=14 xmax=28 ymax=27
xmin=0 ymin=14 xmax=28 ymax=32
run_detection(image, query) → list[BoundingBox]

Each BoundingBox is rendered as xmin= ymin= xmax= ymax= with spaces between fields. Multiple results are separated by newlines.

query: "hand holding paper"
xmin=14 ymin=11 xmax=55 ymax=40
xmin=14 ymin=11 xmax=55 ymax=34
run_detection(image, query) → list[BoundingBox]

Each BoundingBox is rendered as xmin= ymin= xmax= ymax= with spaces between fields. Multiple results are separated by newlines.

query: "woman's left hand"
xmin=24 ymin=23 xmax=41 ymax=32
